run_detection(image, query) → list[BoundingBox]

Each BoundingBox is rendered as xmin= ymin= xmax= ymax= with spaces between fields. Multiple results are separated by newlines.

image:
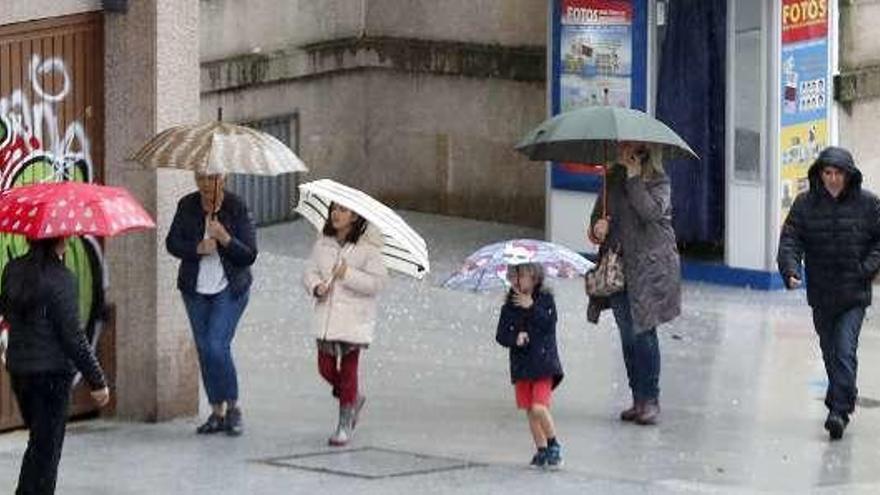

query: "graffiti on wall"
xmin=0 ymin=54 xmax=105 ymax=349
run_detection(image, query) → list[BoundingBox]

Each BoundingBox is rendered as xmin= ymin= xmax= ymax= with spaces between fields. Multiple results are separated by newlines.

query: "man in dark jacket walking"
xmin=777 ymin=146 xmax=880 ymax=440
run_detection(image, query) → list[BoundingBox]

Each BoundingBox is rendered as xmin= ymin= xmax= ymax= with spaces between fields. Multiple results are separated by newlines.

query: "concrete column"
xmin=104 ymin=0 xmax=200 ymax=421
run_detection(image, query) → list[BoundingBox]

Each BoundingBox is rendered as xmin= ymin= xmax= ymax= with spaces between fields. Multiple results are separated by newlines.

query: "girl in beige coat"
xmin=303 ymin=202 xmax=387 ymax=446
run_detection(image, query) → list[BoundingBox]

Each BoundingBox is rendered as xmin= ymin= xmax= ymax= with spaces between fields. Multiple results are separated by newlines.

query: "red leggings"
xmin=317 ymin=349 xmax=360 ymax=407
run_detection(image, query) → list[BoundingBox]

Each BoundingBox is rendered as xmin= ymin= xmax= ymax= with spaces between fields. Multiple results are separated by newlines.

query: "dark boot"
xmin=620 ymin=402 xmax=641 ymax=422
xmin=824 ymin=412 xmax=847 ymax=441
xmin=225 ymin=407 xmax=244 ymax=437
xmin=635 ymin=400 xmax=660 ymax=426
xmin=196 ymin=413 xmax=225 ymax=434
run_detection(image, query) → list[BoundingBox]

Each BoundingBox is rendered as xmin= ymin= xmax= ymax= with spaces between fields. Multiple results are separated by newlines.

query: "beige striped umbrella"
xmin=130 ymin=121 xmax=308 ymax=175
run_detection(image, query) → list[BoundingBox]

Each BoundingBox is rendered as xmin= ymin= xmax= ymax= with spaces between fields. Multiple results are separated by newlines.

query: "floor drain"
xmin=257 ymin=446 xmax=481 ymax=480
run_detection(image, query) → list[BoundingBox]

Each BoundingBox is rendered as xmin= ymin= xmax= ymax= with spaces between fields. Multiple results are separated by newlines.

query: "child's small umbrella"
xmin=443 ymin=239 xmax=594 ymax=292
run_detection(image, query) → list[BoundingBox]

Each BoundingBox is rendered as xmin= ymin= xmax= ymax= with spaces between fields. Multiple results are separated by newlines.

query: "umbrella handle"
xmin=602 ymin=141 xmax=609 ymax=218
xmin=212 ymin=175 xmax=220 ymax=220
xmin=325 ymin=245 xmax=352 ymax=288
xmin=602 ymin=168 xmax=608 ymax=218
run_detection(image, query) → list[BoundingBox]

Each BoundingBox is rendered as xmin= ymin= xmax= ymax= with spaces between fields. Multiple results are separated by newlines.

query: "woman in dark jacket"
xmin=166 ymin=173 xmax=257 ymax=437
xmin=496 ymin=263 xmax=564 ymax=469
xmin=588 ymin=142 xmax=681 ymax=426
xmin=0 ymin=237 xmax=109 ymax=495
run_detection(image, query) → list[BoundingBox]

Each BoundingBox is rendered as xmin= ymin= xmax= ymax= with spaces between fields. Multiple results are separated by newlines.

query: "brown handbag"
xmin=585 ymin=244 xmax=625 ymax=296
xmin=585 ymin=167 xmax=625 ymax=297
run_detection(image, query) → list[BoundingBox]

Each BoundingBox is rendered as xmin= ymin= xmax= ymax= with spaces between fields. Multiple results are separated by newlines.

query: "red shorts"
xmin=514 ymin=378 xmax=554 ymax=409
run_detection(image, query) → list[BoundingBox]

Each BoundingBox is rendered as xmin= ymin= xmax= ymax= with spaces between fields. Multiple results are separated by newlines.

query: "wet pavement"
xmin=0 ymin=211 xmax=878 ymax=494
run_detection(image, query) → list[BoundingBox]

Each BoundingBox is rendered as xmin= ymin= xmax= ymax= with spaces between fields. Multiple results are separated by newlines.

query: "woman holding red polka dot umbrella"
xmin=0 ymin=180 xmax=154 ymax=495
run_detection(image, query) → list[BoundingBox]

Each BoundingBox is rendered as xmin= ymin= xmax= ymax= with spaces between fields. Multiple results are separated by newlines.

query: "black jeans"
xmin=812 ymin=306 xmax=865 ymax=417
xmin=11 ymin=373 xmax=73 ymax=495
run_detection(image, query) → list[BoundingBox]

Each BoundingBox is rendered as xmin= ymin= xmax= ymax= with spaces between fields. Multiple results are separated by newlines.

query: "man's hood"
xmin=808 ymin=146 xmax=861 ymax=196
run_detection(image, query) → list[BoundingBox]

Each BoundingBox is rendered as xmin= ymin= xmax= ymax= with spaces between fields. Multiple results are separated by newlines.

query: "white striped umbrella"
xmin=295 ymin=179 xmax=430 ymax=279
xmin=130 ymin=121 xmax=308 ymax=176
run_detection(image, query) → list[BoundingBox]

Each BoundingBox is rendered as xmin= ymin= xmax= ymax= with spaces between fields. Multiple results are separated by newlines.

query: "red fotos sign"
xmin=561 ymin=0 xmax=632 ymax=25
xmin=782 ymin=0 xmax=828 ymax=44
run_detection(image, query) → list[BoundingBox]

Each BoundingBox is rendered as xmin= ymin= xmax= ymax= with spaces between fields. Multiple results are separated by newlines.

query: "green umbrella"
xmin=515 ymin=106 xmax=698 ymax=164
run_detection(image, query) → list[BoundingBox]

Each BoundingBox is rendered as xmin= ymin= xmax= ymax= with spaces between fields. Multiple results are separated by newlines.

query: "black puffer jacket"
xmin=0 ymin=257 xmax=107 ymax=389
xmin=778 ymin=146 xmax=880 ymax=313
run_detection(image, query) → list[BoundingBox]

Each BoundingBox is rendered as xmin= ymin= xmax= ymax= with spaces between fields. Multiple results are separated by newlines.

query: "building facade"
xmin=547 ymin=0 xmax=879 ymax=289
xmin=1 ymin=0 xmax=200 ymax=422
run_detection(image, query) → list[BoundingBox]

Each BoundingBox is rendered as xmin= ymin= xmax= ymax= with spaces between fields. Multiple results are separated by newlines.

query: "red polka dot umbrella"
xmin=0 ymin=182 xmax=155 ymax=239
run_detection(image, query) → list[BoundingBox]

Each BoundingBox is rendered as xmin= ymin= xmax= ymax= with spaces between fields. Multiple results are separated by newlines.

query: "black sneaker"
xmin=824 ymin=413 xmax=846 ymax=441
xmin=529 ymin=449 xmax=548 ymax=468
xmin=196 ymin=414 xmax=225 ymax=434
xmin=225 ymin=407 xmax=244 ymax=437
xmin=545 ymin=443 xmax=563 ymax=469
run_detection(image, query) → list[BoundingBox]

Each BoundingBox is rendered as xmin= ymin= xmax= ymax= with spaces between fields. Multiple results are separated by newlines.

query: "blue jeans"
xmin=610 ymin=292 xmax=660 ymax=402
xmin=812 ymin=306 xmax=864 ymax=416
xmin=182 ymin=288 xmax=249 ymax=405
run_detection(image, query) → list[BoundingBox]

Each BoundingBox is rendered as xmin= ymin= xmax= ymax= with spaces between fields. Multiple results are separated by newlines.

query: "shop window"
xmin=733 ymin=0 xmax=763 ymax=182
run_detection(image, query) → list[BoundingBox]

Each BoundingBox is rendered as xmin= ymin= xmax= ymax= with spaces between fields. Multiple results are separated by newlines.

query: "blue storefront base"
xmin=680 ymin=261 xmax=787 ymax=290
xmin=582 ymin=252 xmax=789 ymax=290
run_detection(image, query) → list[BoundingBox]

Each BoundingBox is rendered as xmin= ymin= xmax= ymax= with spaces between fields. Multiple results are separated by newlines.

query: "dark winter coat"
xmin=166 ymin=191 xmax=257 ymax=296
xmin=589 ymin=165 xmax=682 ymax=331
xmin=495 ymin=290 xmax=564 ymax=387
xmin=777 ymin=146 xmax=880 ymax=313
xmin=0 ymin=257 xmax=107 ymax=390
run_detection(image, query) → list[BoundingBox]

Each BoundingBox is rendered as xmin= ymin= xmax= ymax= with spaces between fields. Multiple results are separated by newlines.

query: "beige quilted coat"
xmin=302 ymin=225 xmax=388 ymax=345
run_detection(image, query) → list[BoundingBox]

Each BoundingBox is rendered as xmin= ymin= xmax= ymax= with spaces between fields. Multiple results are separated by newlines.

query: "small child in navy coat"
xmin=496 ymin=262 xmax=564 ymax=469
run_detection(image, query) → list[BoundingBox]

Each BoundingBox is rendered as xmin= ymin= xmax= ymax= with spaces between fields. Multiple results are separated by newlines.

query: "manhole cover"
xmin=258 ymin=447 xmax=480 ymax=479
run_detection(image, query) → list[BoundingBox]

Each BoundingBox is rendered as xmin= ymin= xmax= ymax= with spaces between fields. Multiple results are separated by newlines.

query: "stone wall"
xmin=200 ymin=0 xmax=548 ymax=227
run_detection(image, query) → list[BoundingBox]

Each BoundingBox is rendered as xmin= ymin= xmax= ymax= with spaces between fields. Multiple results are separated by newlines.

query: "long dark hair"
xmin=322 ymin=202 xmax=367 ymax=245
xmin=4 ymin=237 xmax=64 ymax=310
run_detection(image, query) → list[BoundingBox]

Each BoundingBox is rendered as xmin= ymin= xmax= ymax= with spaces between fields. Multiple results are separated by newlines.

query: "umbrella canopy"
xmin=130 ymin=121 xmax=308 ymax=176
xmin=443 ymin=239 xmax=594 ymax=292
xmin=0 ymin=182 xmax=155 ymax=238
xmin=515 ymin=106 xmax=698 ymax=164
xmin=295 ymin=179 xmax=430 ymax=279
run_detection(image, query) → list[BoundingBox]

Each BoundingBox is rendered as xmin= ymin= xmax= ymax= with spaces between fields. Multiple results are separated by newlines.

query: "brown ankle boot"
xmin=620 ymin=402 xmax=641 ymax=422
xmin=635 ymin=400 xmax=659 ymax=425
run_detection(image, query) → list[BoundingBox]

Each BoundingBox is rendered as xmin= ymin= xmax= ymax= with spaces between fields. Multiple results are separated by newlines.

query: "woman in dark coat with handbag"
xmin=588 ymin=142 xmax=681 ymax=425
xmin=0 ymin=237 xmax=110 ymax=494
